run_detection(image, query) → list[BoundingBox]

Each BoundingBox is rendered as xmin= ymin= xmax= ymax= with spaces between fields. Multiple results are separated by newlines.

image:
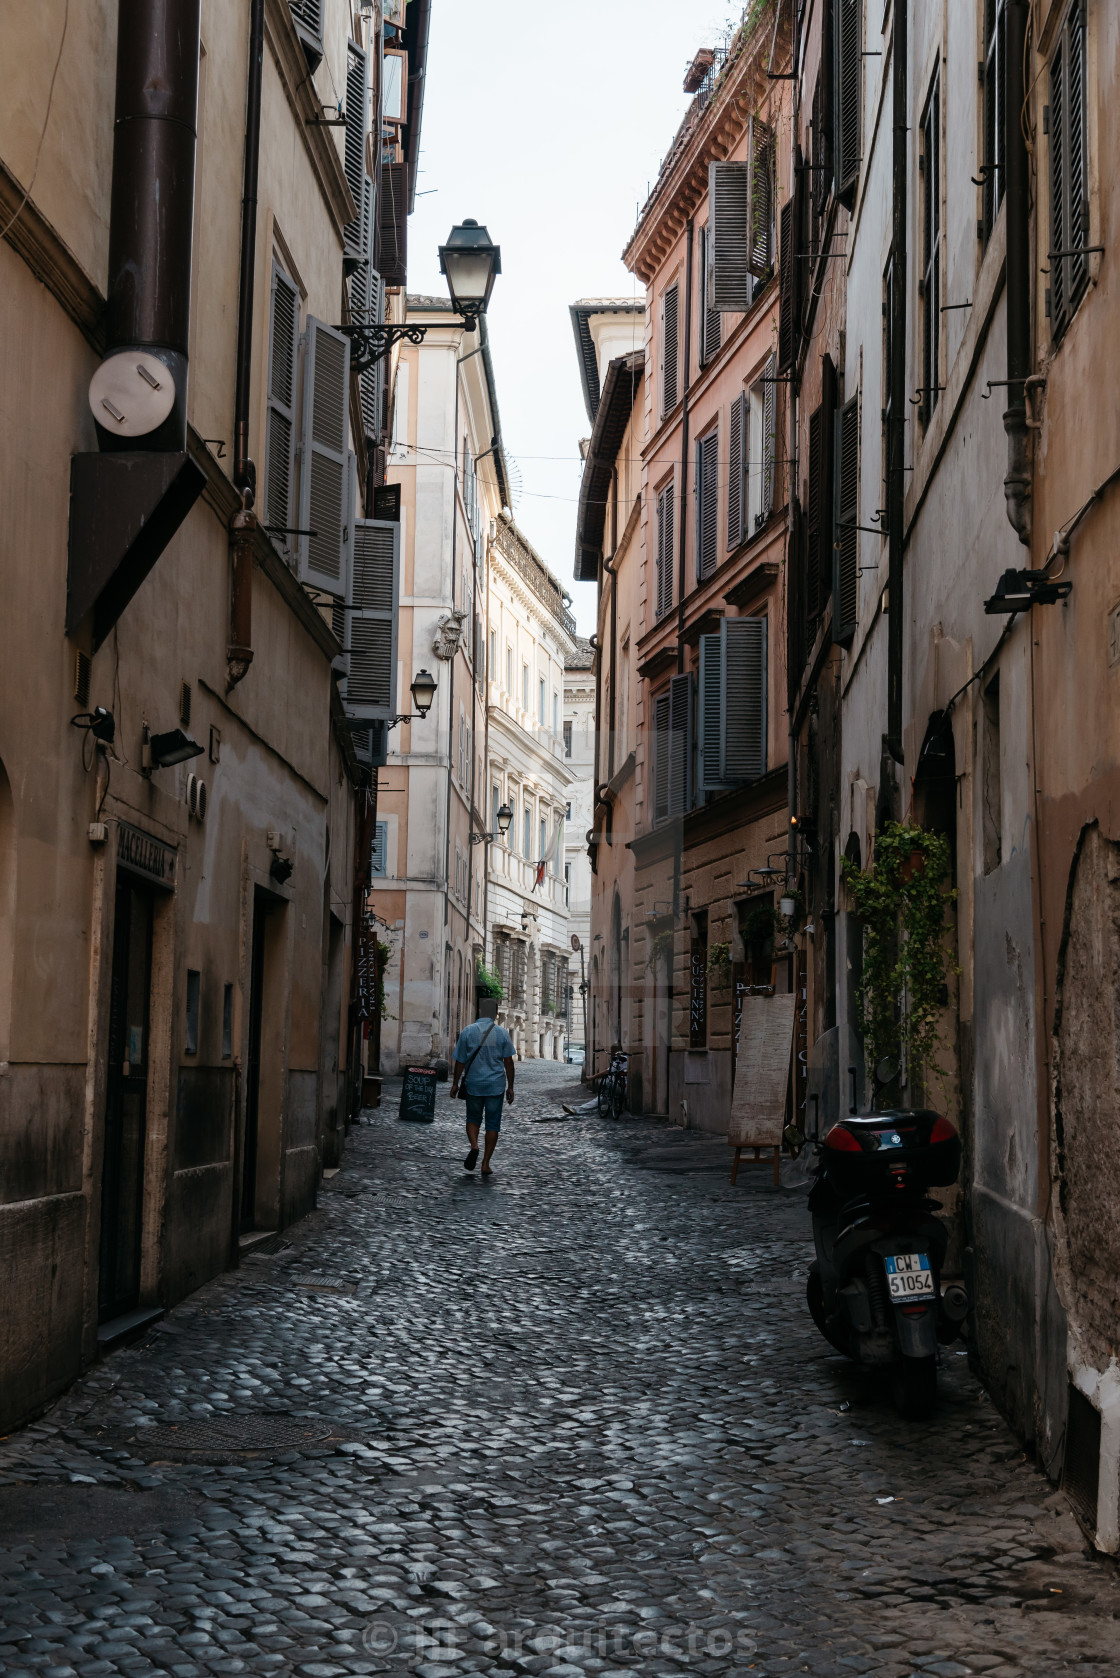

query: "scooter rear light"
xmin=902 ymin=1304 xmax=928 ymax=1317
xmin=823 ymin=1124 xmax=861 ymax=1152
xmin=929 ymin=1116 xmax=958 ymax=1144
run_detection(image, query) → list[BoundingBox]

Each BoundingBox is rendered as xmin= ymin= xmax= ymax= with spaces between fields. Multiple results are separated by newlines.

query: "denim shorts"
xmin=465 ymin=1092 xmax=504 ymax=1132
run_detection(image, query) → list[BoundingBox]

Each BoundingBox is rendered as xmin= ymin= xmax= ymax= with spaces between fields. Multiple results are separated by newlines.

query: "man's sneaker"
xmin=463 ymin=1147 xmax=479 ymax=1171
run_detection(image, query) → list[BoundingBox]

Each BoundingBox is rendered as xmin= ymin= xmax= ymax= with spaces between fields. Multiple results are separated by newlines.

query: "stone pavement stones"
xmin=0 ymin=1062 xmax=1118 ymax=1676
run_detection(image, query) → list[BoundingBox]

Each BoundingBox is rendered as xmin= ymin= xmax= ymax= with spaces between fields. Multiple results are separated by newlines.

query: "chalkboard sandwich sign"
xmin=399 ymin=1066 xmax=439 ymax=1123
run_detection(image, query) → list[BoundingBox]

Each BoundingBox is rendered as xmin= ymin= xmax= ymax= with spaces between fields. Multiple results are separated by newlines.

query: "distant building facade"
xmin=562 ymin=637 xmax=596 ymax=1055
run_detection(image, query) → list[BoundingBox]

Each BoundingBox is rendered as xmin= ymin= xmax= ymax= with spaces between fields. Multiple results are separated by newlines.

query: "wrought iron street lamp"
xmin=388 ymin=668 xmax=438 ymax=728
xmin=340 ymin=220 xmax=501 ymax=369
xmin=470 ymin=803 xmax=512 ymax=845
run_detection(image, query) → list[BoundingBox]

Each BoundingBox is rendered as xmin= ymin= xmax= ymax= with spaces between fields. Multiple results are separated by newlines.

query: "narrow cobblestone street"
xmin=2 ymin=1063 xmax=1118 ymax=1678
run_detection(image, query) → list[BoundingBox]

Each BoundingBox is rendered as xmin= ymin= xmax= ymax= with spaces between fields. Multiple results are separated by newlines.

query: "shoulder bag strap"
xmin=461 ymin=1018 xmax=496 ymax=1080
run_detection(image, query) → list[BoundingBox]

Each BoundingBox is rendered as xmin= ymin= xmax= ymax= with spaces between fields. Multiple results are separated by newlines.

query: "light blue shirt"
xmin=453 ymin=1019 xmax=515 ymax=1095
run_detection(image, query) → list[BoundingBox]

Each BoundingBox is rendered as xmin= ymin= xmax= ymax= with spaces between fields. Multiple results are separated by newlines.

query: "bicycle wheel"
xmin=597 ymin=1076 xmax=612 ymax=1119
xmin=610 ymin=1073 xmax=625 ymax=1118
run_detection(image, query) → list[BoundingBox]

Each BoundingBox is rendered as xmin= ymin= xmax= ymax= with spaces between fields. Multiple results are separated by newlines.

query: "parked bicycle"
xmin=596 ymin=1047 xmax=629 ymax=1119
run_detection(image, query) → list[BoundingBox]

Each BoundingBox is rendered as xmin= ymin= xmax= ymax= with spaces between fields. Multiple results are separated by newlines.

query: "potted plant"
xmin=475 ymin=960 xmax=504 ymax=1004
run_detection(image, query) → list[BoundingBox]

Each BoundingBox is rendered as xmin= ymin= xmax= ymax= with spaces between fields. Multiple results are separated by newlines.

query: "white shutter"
xmin=760 ymin=355 xmax=777 ymax=523
xmin=748 ymin=119 xmax=775 ymax=277
xmin=289 ymin=0 xmax=323 ymax=66
xmin=708 ymin=160 xmax=751 ymax=312
xmin=343 ymin=517 xmax=399 ymax=718
xmin=265 ymin=262 xmax=299 ymax=548
xmin=350 ymin=259 xmax=383 ymax=441
xmin=298 ymin=317 xmax=351 ymax=595
xmin=371 ymin=821 xmax=387 ymax=876
xmin=698 ymin=630 xmax=733 ymax=793
xmin=722 ymin=616 xmax=767 ymax=783
xmin=343 ymin=41 xmax=370 ymax=271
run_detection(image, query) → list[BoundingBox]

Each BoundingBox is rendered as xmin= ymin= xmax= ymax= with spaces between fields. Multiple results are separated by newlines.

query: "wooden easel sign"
xmin=729 ymin=993 xmax=796 ymax=1185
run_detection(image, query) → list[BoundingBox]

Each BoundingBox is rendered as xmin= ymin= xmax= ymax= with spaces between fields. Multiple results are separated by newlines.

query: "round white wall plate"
xmin=89 ymin=351 xmax=177 ymax=437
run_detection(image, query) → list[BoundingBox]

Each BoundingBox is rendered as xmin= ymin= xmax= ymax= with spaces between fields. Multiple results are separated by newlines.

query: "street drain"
xmin=94 ymin=1414 xmax=367 ymax=1458
xmin=292 ymin=1277 xmax=356 ymax=1295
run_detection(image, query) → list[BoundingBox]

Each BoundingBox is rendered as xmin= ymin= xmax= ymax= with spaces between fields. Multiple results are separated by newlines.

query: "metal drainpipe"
xmin=886 ymin=0 xmax=907 ymax=764
xmin=1004 ymin=0 xmax=1032 ymax=547
xmin=228 ymin=0 xmax=265 ymax=690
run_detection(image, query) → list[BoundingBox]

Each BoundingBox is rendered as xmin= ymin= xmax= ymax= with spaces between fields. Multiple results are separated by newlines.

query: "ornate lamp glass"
xmin=409 ymin=669 xmax=437 ymax=717
xmin=438 ymin=220 xmax=501 ymax=323
xmin=496 ymin=802 xmax=513 ymax=835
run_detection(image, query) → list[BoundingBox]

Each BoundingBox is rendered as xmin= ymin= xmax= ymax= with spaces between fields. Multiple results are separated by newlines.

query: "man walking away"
xmin=450 ymin=997 xmax=515 ymax=1177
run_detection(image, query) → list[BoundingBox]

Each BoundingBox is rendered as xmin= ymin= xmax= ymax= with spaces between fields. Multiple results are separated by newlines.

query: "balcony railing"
xmin=493 ymin=522 xmax=577 ymax=638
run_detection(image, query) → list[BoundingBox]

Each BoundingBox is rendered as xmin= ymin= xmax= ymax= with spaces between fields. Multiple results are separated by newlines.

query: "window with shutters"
xmin=371 ymin=821 xmax=387 ymax=877
xmin=699 ymin=616 xmax=768 ymax=791
xmin=748 ymin=120 xmax=775 ymax=278
xmin=689 ymin=913 xmax=708 ymax=1048
xmin=349 ymin=263 xmax=383 ymax=443
xmin=343 ymin=41 xmax=370 ymax=273
xmin=981 ymin=0 xmax=1007 ymax=247
xmin=804 ymin=357 xmax=835 ymax=633
xmin=660 ymin=283 xmax=680 ymax=415
xmin=698 ymin=227 xmax=721 ymax=364
xmin=834 ymin=393 xmax=860 ymax=645
xmin=695 ymin=426 xmax=719 ymax=581
xmin=834 ymin=0 xmax=861 ymax=204
xmin=727 ymin=392 xmax=747 ymax=551
xmin=920 ymin=71 xmax=942 ymax=426
xmin=379 ymin=158 xmax=407 ymax=286
xmin=288 ymin=0 xmax=323 ymax=69
xmin=747 ymin=360 xmax=777 ymax=532
xmin=652 ymin=691 xmax=671 ymax=824
xmin=655 ymin=481 xmax=675 ymax=618
xmin=298 ymin=318 xmax=351 ymax=595
xmin=777 ymin=196 xmax=799 ymax=374
xmin=707 ymin=159 xmax=751 ymax=313
xmin=265 ymin=262 xmax=299 ymax=550
xmin=1048 ymin=3 xmax=1090 ymax=343
xmin=343 ymin=516 xmax=399 ymax=718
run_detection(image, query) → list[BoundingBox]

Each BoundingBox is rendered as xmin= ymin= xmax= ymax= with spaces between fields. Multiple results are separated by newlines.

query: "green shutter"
xmin=721 ymin=616 xmax=767 ymax=783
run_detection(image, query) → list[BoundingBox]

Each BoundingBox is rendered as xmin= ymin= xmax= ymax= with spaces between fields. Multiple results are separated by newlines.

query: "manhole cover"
xmin=94 ymin=1414 xmax=359 ymax=1458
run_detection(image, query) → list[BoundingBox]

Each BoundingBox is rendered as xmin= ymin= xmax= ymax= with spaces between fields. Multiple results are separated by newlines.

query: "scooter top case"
xmin=818 ymin=1110 xmax=961 ymax=1197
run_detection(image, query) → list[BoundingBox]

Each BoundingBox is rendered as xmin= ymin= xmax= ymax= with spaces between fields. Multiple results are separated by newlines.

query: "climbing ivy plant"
xmin=840 ymin=822 xmax=956 ymax=1084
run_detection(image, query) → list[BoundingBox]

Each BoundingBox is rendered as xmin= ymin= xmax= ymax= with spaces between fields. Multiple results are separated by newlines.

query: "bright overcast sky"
xmin=406 ymin=0 xmax=743 ymax=637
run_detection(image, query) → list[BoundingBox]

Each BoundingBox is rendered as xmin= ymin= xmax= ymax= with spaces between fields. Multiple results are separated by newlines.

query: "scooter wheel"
xmin=893 ymin=1354 xmax=938 ymax=1420
xmin=806 ymin=1262 xmax=850 ymax=1355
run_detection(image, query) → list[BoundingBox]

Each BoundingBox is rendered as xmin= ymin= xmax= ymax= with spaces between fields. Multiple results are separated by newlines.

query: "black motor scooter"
xmin=806 ymin=1110 xmax=969 ymax=1418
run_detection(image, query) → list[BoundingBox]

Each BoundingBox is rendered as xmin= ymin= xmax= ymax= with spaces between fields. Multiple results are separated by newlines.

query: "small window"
xmin=506 ymin=644 xmax=513 ymax=692
xmin=566 ymin=801 xmax=572 ymax=820
xmin=489 ymin=629 xmax=497 ymax=681
xmin=523 ymin=805 xmax=532 ymax=857
xmin=539 ymin=815 xmax=547 ymax=861
xmin=538 ymin=676 xmax=546 ymax=725
xmin=221 ymin=983 xmax=233 ymax=1059
xmin=185 ymin=969 xmax=201 ymax=1056
xmin=564 ymin=863 xmax=571 ymax=907
xmin=553 ymin=691 xmax=559 ymax=734
xmin=563 ymin=719 xmax=573 ymax=757
xmin=371 ymin=821 xmax=387 ymax=877
xmin=522 ymin=662 xmax=529 ymax=711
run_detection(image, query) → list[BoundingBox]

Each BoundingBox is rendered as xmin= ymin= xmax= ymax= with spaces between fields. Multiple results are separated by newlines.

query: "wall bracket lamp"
xmin=984 ymin=568 xmax=1072 ymax=614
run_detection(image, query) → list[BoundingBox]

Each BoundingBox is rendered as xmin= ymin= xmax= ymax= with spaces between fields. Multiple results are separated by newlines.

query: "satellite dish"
xmin=89 ymin=351 xmax=176 ymax=437
xmin=571 ymin=933 xmax=581 ymax=952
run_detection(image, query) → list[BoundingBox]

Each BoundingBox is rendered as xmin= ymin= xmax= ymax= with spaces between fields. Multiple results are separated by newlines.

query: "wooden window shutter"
xmin=661 ymin=283 xmax=679 ymax=414
xmin=371 ymin=821 xmax=387 ymax=877
xmin=379 ymin=158 xmax=408 ymax=287
xmin=343 ymin=517 xmax=399 ymax=718
xmin=698 ymin=630 xmax=732 ymax=792
xmin=707 ymin=159 xmax=751 ymax=312
xmin=805 ymin=355 xmax=835 ymax=625
xmin=653 ymin=692 xmax=671 ymax=823
xmin=343 ymin=42 xmax=370 ymax=271
xmin=748 ymin=119 xmax=775 ymax=277
xmin=1049 ymin=6 xmax=1089 ymax=341
xmin=696 ymin=428 xmax=718 ymax=581
xmin=297 ymin=318 xmax=351 ymax=594
xmin=668 ymin=671 xmax=692 ymax=817
xmin=350 ymin=262 xmax=383 ymax=442
xmin=289 ymin=0 xmax=323 ymax=68
xmin=656 ymin=483 xmax=674 ymax=617
xmin=777 ymin=197 xmax=798 ymax=373
xmin=834 ymin=0 xmax=861 ymax=203
xmin=833 ymin=392 xmax=860 ymax=644
xmin=721 ymin=616 xmax=767 ymax=783
xmin=759 ymin=356 xmax=777 ymax=525
xmin=265 ymin=262 xmax=299 ymax=546
xmin=727 ymin=392 xmax=746 ymax=551
xmin=699 ymin=227 xmax=721 ymax=363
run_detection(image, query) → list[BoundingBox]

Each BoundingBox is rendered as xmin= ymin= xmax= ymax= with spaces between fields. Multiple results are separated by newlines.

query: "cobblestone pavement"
xmin=2 ymin=1062 xmax=1119 ymax=1678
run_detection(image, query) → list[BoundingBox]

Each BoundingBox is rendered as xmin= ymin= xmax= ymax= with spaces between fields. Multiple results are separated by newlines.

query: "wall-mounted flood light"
xmin=984 ymin=567 xmax=1072 ymax=614
xmin=142 ymin=725 xmax=204 ymax=773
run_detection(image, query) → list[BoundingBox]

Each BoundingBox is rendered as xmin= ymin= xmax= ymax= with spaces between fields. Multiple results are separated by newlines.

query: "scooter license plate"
xmin=884 ymin=1253 xmax=935 ymax=1300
